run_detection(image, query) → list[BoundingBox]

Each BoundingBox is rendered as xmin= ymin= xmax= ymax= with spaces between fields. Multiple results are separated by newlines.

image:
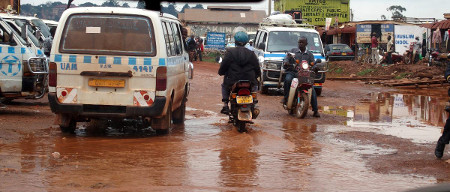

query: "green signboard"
xmin=274 ymin=0 xmax=350 ymax=26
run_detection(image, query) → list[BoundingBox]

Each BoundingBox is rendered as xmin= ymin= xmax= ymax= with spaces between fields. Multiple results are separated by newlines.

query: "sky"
xmin=20 ymin=0 xmax=448 ymax=21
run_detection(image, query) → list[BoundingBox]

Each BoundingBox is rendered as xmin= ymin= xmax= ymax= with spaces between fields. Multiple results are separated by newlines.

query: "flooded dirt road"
xmin=1 ymin=61 xmax=449 ymax=191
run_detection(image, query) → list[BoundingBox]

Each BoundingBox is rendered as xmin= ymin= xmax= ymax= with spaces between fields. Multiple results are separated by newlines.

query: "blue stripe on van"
xmin=37 ymin=49 xmax=42 ymax=55
xmin=69 ymin=55 xmax=76 ymax=63
xmin=264 ymin=53 xmax=285 ymax=58
xmin=113 ymin=57 xmax=121 ymax=65
xmin=159 ymin=58 xmax=166 ymax=66
xmin=144 ymin=58 xmax=151 ymax=65
xmin=84 ymin=56 xmax=91 ymax=63
xmin=55 ymin=54 xmax=62 ymax=62
xmin=8 ymin=47 xmax=14 ymax=54
xmin=99 ymin=56 xmax=106 ymax=64
xmin=21 ymin=48 xmax=26 ymax=54
xmin=0 ymin=47 xmax=2 ymax=53
xmin=314 ymin=55 xmax=325 ymax=60
xmin=128 ymin=57 xmax=136 ymax=65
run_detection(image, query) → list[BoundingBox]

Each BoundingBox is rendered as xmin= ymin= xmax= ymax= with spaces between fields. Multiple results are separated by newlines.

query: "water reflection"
xmin=323 ymin=92 xmax=447 ymax=143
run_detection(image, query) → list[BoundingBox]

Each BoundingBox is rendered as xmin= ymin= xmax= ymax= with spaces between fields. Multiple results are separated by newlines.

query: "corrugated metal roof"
xmin=180 ymin=8 xmax=266 ymax=24
xmin=431 ymin=19 xmax=450 ymax=29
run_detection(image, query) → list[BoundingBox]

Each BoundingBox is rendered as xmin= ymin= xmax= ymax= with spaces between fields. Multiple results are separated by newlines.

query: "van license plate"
xmin=88 ymin=79 xmax=125 ymax=88
xmin=236 ymin=96 xmax=253 ymax=104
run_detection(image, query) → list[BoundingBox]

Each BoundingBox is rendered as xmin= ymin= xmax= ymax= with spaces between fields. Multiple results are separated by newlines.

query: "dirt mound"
xmin=328 ymin=60 xmax=446 ymax=80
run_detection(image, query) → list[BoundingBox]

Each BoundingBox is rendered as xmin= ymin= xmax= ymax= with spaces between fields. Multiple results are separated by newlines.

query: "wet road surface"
xmin=1 ymin=62 xmax=449 ymax=191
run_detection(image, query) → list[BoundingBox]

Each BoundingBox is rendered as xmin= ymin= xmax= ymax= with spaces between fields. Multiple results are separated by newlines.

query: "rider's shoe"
xmin=435 ymin=141 xmax=446 ymax=159
xmin=220 ymin=106 xmax=230 ymax=114
xmin=313 ymin=111 xmax=320 ymax=118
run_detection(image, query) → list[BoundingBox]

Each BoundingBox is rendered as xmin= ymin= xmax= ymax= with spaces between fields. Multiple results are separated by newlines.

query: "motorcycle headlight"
xmin=302 ymin=62 xmax=309 ymax=70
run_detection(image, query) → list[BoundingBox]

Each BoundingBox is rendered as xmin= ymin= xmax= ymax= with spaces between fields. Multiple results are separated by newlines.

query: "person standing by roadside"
xmin=371 ymin=32 xmax=380 ymax=65
xmin=435 ymin=61 xmax=450 ymax=159
xmin=386 ymin=34 xmax=393 ymax=64
xmin=187 ymin=35 xmax=196 ymax=62
xmin=197 ymin=38 xmax=203 ymax=61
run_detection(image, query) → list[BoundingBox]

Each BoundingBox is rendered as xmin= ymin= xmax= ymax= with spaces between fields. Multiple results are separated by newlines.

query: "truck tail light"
xmin=156 ymin=66 xmax=167 ymax=91
xmin=49 ymin=62 xmax=57 ymax=87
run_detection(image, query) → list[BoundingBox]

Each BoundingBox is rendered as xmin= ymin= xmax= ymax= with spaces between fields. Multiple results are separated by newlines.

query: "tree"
xmin=381 ymin=15 xmax=387 ymax=20
xmin=78 ymin=2 xmax=98 ymax=7
xmin=180 ymin=3 xmax=190 ymax=13
xmin=386 ymin=5 xmax=406 ymax=20
xmin=137 ymin=0 xmax=146 ymax=9
xmin=101 ymin=0 xmax=120 ymax=7
xmin=161 ymin=3 xmax=178 ymax=17
xmin=192 ymin=4 xmax=204 ymax=9
xmin=122 ymin=3 xmax=130 ymax=8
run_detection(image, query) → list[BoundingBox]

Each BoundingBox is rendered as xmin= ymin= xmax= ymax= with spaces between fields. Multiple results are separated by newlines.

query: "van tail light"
xmin=156 ymin=66 xmax=167 ymax=91
xmin=49 ymin=62 xmax=57 ymax=87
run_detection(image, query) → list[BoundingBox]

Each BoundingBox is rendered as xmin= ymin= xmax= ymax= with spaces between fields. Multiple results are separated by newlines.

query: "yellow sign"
xmin=88 ymin=79 xmax=125 ymax=88
xmin=274 ymin=0 xmax=350 ymax=26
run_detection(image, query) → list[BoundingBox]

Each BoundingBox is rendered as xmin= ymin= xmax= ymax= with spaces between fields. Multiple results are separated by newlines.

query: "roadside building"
xmin=274 ymin=0 xmax=351 ymax=26
xmin=178 ymin=6 xmax=266 ymax=38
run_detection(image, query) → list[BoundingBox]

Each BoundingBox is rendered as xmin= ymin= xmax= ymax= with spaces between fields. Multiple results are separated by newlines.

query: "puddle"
xmin=322 ymin=91 xmax=447 ymax=143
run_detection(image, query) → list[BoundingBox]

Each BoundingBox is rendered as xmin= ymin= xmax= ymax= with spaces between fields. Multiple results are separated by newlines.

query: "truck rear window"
xmin=61 ymin=14 xmax=155 ymax=56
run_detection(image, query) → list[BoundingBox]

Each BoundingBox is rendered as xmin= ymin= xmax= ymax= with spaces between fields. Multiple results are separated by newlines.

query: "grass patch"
xmin=357 ymin=68 xmax=375 ymax=76
xmin=394 ymin=72 xmax=410 ymax=79
xmin=203 ymin=51 xmax=222 ymax=63
xmin=334 ymin=68 xmax=344 ymax=74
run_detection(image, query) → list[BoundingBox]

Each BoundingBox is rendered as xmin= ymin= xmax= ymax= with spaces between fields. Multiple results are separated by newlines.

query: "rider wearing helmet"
xmin=218 ymin=28 xmax=261 ymax=114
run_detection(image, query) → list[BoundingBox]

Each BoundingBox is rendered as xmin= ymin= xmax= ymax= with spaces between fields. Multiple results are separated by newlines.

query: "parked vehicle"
xmin=284 ymin=55 xmax=320 ymax=118
xmin=0 ymin=13 xmax=51 ymax=43
xmin=254 ymin=14 xmax=327 ymax=96
xmin=226 ymin=80 xmax=259 ymax=132
xmin=324 ymin=44 xmax=354 ymax=61
xmin=428 ymin=49 xmax=449 ymax=67
xmin=48 ymin=7 xmax=193 ymax=134
xmin=0 ymin=17 xmax=48 ymax=103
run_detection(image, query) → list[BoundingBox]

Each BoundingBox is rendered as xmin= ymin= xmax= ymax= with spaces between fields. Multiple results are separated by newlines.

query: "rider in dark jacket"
xmin=435 ymin=59 xmax=450 ymax=158
xmin=218 ymin=30 xmax=261 ymax=114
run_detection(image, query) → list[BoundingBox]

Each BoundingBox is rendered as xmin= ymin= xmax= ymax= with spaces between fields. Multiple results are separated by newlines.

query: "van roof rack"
xmin=259 ymin=14 xmax=315 ymax=29
xmin=259 ymin=22 xmax=315 ymax=29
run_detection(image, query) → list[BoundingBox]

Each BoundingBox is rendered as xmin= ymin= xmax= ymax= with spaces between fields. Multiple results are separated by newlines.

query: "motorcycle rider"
xmin=282 ymin=36 xmax=320 ymax=118
xmin=218 ymin=29 xmax=261 ymax=114
xmin=435 ymin=60 xmax=450 ymax=158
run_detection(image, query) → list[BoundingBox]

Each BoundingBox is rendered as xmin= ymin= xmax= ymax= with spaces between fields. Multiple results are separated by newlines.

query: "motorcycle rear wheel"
xmin=294 ymin=92 xmax=309 ymax=119
xmin=236 ymin=120 xmax=247 ymax=133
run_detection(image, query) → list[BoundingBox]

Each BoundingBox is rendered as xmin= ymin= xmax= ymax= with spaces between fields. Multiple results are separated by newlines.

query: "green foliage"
xmin=334 ymin=68 xmax=343 ymax=74
xmin=203 ymin=51 xmax=222 ymax=63
xmin=394 ymin=72 xmax=410 ymax=79
xmin=357 ymin=69 xmax=375 ymax=76
xmin=386 ymin=5 xmax=406 ymax=20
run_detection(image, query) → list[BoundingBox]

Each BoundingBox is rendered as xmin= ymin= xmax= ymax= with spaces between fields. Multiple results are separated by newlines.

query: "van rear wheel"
xmin=151 ymin=100 xmax=172 ymax=134
xmin=173 ymin=95 xmax=186 ymax=124
xmin=59 ymin=115 xmax=76 ymax=134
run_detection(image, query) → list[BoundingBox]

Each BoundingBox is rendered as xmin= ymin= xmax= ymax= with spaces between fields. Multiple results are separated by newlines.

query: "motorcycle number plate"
xmin=236 ymin=96 xmax=253 ymax=104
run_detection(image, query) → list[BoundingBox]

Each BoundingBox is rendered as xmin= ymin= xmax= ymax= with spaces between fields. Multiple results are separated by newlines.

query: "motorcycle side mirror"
xmin=216 ymin=56 xmax=223 ymax=64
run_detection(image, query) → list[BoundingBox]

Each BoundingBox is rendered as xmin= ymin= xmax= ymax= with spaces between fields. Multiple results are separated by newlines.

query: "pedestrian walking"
xmin=371 ymin=32 xmax=380 ymax=65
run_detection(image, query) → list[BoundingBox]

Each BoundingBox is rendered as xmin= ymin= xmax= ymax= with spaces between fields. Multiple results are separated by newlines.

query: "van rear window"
xmin=61 ymin=14 xmax=155 ymax=56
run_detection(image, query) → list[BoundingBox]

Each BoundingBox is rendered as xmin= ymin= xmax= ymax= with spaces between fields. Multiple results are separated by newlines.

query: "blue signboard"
xmin=205 ymin=32 xmax=226 ymax=49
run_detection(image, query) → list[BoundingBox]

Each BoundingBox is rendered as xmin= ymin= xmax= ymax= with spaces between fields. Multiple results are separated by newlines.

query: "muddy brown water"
xmin=1 ymin=62 xmax=449 ymax=191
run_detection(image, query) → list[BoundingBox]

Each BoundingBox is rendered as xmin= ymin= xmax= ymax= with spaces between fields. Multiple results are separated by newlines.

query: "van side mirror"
xmin=8 ymin=32 xmax=16 ymax=46
xmin=258 ymin=42 xmax=265 ymax=50
xmin=35 ymin=29 xmax=41 ymax=40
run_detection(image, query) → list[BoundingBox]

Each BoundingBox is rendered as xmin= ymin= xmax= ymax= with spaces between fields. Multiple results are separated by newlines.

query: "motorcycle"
xmin=428 ymin=49 xmax=449 ymax=67
xmin=283 ymin=54 xmax=320 ymax=118
xmin=381 ymin=51 xmax=403 ymax=64
xmin=217 ymin=57 xmax=260 ymax=133
xmin=227 ymin=80 xmax=259 ymax=132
